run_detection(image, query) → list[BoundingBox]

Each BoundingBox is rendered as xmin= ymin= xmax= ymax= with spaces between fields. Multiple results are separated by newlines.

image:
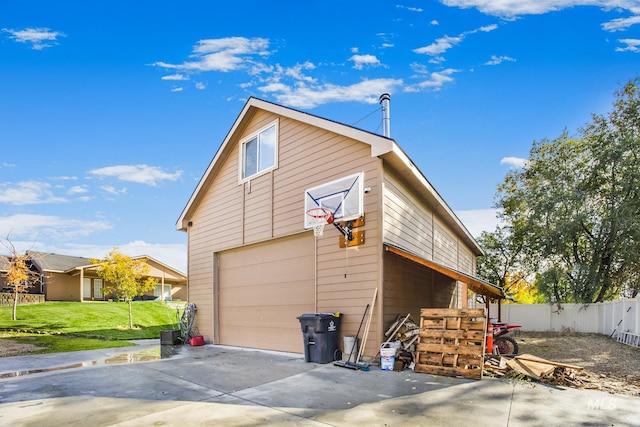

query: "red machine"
xmin=487 ymin=320 xmax=521 ymax=355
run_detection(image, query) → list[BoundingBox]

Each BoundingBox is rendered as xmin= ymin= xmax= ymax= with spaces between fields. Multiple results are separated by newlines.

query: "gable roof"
xmin=176 ymin=96 xmax=482 ymax=255
xmin=28 ymin=251 xmax=92 ymax=273
xmin=27 ymin=251 xmax=186 ymax=278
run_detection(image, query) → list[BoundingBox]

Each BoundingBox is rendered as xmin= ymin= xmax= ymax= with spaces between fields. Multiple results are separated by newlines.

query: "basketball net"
xmin=306 ymin=208 xmax=333 ymax=237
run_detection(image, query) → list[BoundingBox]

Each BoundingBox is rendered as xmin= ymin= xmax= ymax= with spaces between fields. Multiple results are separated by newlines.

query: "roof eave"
xmin=379 ymin=143 xmax=484 ymax=256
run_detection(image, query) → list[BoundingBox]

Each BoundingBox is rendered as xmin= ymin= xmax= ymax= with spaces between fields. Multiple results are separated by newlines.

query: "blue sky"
xmin=1 ymin=1 xmax=638 ymax=273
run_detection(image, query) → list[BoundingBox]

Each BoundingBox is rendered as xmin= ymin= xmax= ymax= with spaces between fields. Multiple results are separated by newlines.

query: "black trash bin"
xmin=297 ymin=313 xmax=340 ymax=363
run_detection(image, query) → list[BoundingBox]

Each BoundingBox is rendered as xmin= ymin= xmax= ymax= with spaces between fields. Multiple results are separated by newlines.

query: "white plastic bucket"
xmin=380 ymin=346 xmax=396 ymax=371
xmin=343 ymin=335 xmax=358 ymax=361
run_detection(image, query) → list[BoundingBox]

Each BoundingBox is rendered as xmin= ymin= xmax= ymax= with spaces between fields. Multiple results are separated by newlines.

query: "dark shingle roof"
xmin=27 ymin=251 xmax=93 ymax=272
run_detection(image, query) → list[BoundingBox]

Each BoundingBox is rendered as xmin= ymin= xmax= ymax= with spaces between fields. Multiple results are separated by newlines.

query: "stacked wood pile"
xmin=484 ymin=353 xmax=584 ymax=387
xmin=414 ymin=308 xmax=486 ymax=380
xmin=381 ymin=313 xmax=420 ymax=371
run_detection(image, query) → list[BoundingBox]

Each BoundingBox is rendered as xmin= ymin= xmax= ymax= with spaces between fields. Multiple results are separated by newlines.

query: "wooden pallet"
xmin=414 ymin=308 xmax=487 ymax=380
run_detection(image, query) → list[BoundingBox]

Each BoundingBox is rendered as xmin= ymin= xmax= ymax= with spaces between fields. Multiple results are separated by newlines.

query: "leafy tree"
xmin=91 ymin=248 xmax=157 ymax=329
xmin=1 ymin=238 xmax=40 ymax=321
xmin=497 ymin=79 xmax=640 ymax=303
xmin=476 ymin=226 xmax=527 ymax=299
xmin=503 ymin=274 xmax=545 ymax=304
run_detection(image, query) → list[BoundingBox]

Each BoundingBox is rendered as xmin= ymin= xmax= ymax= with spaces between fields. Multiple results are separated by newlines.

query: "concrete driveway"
xmin=1 ymin=341 xmax=638 ymax=426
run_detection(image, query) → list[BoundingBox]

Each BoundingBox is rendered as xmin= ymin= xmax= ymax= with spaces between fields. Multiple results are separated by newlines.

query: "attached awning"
xmin=385 ymin=245 xmax=506 ymax=300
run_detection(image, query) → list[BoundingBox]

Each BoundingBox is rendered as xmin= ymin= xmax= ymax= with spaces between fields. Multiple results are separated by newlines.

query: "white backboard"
xmin=304 ymin=172 xmax=364 ymax=228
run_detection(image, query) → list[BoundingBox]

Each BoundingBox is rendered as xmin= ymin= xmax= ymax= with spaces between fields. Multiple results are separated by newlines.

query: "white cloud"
xmin=500 ymin=156 xmax=527 ymax=168
xmin=396 ymin=4 xmax=423 ymax=12
xmin=67 ymin=185 xmax=89 ymax=195
xmin=114 ymin=240 xmax=187 ymax=273
xmin=485 ymin=55 xmax=516 ymax=65
xmin=414 ymin=24 xmax=497 ymax=57
xmin=0 ymin=181 xmax=67 ymax=205
xmin=602 ymin=15 xmax=640 ymax=32
xmin=260 ymin=78 xmax=403 ymax=109
xmin=414 ymin=35 xmax=463 ymax=56
xmin=0 ymin=213 xmax=111 ymax=241
xmin=100 ymin=185 xmax=127 ymax=196
xmin=162 ymin=73 xmax=189 ymax=81
xmin=616 ymin=38 xmax=640 ymax=52
xmin=410 ymin=62 xmax=429 ymax=75
xmin=195 ymin=82 xmax=206 ymax=90
xmin=151 ymin=37 xmax=271 ymax=73
xmin=455 ymin=208 xmax=502 ymax=238
xmin=89 ymin=165 xmax=183 ymax=186
xmin=171 ymin=87 xmax=184 ymax=92
xmin=2 ymin=27 xmax=65 ymax=50
xmin=441 ymin=1 xmax=640 ymax=20
xmin=282 ymin=62 xmax=317 ymax=82
xmin=1 ymin=162 xmax=16 ymax=168
xmin=405 ymin=68 xmax=458 ymax=92
xmin=349 ymin=54 xmax=382 ymax=70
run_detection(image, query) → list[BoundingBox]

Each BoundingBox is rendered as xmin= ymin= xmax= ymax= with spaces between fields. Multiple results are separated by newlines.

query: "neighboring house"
xmin=25 ymin=251 xmax=187 ymax=302
xmin=177 ymin=96 xmax=505 ymax=357
xmin=0 ymin=255 xmax=10 ymax=290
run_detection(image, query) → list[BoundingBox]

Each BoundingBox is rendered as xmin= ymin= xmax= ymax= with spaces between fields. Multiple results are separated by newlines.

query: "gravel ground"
xmin=513 ymin=331 xmax=640 ymax=396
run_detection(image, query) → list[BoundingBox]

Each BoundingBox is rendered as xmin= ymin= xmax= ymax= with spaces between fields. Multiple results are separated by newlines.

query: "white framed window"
xmin=240 ymin=121 xmax=278 ymax=181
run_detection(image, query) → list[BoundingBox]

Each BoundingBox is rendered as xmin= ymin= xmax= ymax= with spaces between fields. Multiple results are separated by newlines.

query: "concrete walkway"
xmin=1 ymin=341 xmax=638 ymax=426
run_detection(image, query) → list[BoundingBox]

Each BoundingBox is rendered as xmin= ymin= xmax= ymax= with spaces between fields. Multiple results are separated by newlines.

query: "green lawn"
xmin=0 ymin=301 xmax=184 ymax=354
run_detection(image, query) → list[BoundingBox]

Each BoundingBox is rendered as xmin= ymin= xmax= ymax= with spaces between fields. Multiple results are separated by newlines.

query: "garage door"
xmin=218 ymin=233 xmax=315 ymax=352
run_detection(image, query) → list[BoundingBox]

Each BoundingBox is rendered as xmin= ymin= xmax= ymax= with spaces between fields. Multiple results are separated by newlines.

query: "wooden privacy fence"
xmin=415 ymin=308 xmax=487 ymax=380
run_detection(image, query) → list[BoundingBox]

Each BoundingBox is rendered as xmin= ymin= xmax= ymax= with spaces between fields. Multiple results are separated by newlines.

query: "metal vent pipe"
xmin=379 ymin=93 xmax=391 ymax=138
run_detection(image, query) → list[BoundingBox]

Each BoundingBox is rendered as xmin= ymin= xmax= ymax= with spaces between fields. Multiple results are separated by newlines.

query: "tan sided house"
xmin=25 ymin=251 xmax=187 ymax=302
xmin=177 ymin=96 xmax=505 ymax=357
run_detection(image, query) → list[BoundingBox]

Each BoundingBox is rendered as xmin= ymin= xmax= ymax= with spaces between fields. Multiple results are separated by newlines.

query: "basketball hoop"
xmin=306 ymin=207 xmax=334 ymax=236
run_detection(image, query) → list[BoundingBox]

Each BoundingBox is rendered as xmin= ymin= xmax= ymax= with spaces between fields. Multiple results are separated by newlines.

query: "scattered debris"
xmin=484 ymin=353 xmax=585 ymax=388
xmin=380 ymin=313 xmax=420 ymax=371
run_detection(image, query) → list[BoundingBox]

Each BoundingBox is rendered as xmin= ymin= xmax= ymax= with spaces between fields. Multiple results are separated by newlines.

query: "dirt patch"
xmin=513 ymin=331 xmax=640 ymax=396
xmin=0 ymin=338 xmax=44 ymax=357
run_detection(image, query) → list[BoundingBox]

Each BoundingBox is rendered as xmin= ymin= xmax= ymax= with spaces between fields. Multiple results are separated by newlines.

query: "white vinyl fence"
xmin=488 ymin=298 xmax=638 ymax=339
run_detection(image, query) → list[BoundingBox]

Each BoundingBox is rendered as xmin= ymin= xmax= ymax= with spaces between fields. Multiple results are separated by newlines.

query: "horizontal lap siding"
xmin=433 ymin=219 xmax=458 ymax=269
xmin=383 ymin=173 xmax=474 ymax=273
xmin=458 ymin=246 xmax=474 ymax=276
xmin=243 ymin=172 xmax=273 ymax=243
xmin=187 ymin=141 xmax=244 ymax=341
xmin=273 ymin=116 xmax=383 ymax=356
xmin=383 ymin=251 xmax=435 ymax=326
xmin=314 ymin=158 xmax=381 ymax=357
xmin=186 ymin=109 xmax=383 ymax=353
xmin=383 ymin=175 xmax=433 ymax=259
xmin=273 ymin=119 xmax=374 ymax=237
